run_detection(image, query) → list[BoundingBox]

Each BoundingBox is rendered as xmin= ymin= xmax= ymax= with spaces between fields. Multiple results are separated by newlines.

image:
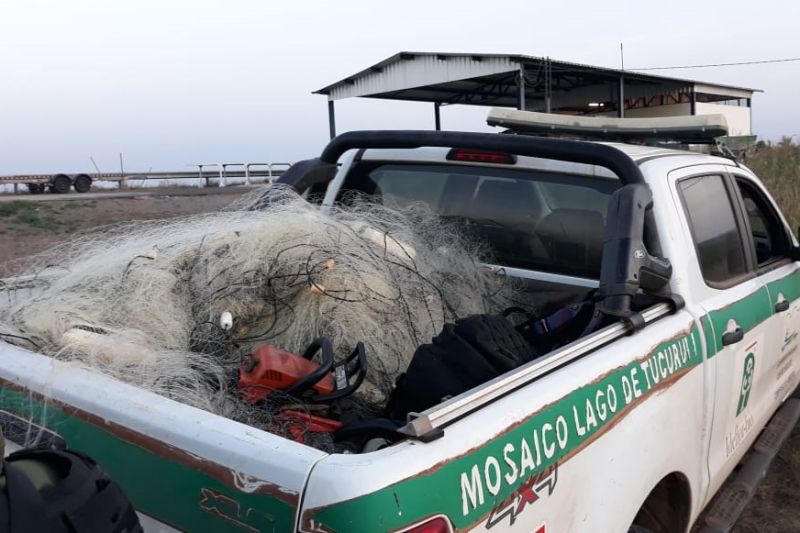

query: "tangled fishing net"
xmin=0 ymin=187 xmax=518 ymax=448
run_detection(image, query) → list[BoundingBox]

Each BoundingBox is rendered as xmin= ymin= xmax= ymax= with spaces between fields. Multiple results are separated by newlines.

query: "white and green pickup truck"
xmin=1 ymin=111 xmax=799 ymax=532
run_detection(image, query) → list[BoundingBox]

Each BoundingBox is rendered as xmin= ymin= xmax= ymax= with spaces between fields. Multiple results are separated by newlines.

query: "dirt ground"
xmin=733 ymin=423 xmax=800 ymax=532
xmin=0 ymin=191 xmax=798 ymax=531
xmin=0 ymin=191 xmax=242 ymax=276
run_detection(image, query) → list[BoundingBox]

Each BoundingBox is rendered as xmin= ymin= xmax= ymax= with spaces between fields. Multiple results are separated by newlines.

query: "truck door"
xmin=729 ymin=174 xmax=800 ymax=411
xmin=673 ymin=172 xmax=773 ymax=498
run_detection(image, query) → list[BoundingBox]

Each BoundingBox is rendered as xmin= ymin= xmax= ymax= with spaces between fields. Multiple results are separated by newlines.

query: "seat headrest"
xmin=536 ymin=208 xmax=605 ymax=277
xmin=468 ymin=180 xmax=537 ymax=224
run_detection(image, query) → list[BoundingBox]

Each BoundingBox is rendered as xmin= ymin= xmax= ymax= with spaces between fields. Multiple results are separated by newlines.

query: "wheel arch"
xmin=629 ymin=471 xmax=693 ymax=533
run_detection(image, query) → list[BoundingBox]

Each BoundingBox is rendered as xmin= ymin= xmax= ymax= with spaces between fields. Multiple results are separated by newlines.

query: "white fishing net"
xmin=0 ymin=187 xmax=519 ymax=448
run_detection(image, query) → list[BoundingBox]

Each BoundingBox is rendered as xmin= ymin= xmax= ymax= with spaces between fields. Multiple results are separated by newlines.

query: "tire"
xmin=73 ymin=174 xmax=92 ymax=193
xmin=51 ymin=174 xmax=72 ymax=194
xmin=26 ymin=183 xmax=45 ymax=194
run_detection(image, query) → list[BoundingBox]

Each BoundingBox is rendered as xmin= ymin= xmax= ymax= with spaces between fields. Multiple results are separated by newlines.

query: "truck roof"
xmin=601 ymin=142 xmax=736 ymax=165
xmin=356 ymin=138 xmax=738 ymax=179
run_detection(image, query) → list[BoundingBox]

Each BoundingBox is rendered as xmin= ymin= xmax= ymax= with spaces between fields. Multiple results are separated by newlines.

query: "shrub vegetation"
xmin=745 ymin=137 xmax=800 ymax=231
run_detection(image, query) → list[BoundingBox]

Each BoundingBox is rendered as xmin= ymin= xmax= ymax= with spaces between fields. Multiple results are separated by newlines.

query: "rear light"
xmin=446 ymin=148 xmax=516 ymax=164
xmin=400 ymin=515 xmax=453 ymax=533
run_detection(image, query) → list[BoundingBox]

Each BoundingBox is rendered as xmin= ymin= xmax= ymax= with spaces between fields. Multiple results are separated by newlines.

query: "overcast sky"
xmin=1 ymin=0 xmax=798 ymax=174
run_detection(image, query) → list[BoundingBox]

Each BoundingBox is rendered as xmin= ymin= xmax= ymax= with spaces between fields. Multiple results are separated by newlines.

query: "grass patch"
xmin=0 ymin=201 xmax=61 ymax=232
xmin=63 ymin=201 xmax=95 ymax=209
xmin=0 ymin=201 xmax=38 ymax=218
xmin=0 ymin=199 xmax=96 ymax=235
xmin=14 ymin=210 xmax=61 ymax=231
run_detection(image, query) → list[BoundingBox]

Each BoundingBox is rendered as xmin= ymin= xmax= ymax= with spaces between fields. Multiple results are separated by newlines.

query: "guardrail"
xmin=190 ymin=163 xmax=293 ymax=187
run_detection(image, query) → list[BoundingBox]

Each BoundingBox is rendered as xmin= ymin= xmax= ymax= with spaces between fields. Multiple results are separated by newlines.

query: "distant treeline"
xmin=744 ymin=137 xmax=800 ymax=233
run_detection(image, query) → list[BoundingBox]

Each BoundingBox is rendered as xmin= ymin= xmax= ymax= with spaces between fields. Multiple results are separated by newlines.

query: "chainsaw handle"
xmin=285 ymin=337 xmax=334 ymax=396
xmin=312 ymin=342 xmax=368 ymax=402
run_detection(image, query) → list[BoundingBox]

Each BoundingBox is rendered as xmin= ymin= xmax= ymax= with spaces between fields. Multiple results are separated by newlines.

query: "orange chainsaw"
xmin=238 ymin=337 xmax=367 ymax=403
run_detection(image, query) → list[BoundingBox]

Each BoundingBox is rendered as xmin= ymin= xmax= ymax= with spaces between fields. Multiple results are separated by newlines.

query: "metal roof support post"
xmin=328 ymin=100 xmax=337 ymax=139
xmin=518 ymin=63 xmax=526 ymax=110
xmin=434 ymin=102 xmax=441 ymax=130
xmin=618 ymin=73 xmax=625 ymax=118
xmin=544 ymin=58 xmax=552 ymax=113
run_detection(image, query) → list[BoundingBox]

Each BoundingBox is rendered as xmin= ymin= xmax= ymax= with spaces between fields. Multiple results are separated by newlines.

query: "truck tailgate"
xmin=0 ymin=341 xmax=326 ymax=532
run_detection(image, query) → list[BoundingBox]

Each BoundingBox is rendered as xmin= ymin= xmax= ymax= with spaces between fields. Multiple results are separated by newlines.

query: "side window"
xmin=679 ymin=175 xmax=748 ymax=286
xmin=736 ymin=178 xmax=789 ymax=267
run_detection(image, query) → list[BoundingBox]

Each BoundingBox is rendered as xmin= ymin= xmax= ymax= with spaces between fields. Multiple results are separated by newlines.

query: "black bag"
xmin=386 ymin=314 xmax=537 ymax=420
xmin=0 ymin=447 xmax=142 ymax=533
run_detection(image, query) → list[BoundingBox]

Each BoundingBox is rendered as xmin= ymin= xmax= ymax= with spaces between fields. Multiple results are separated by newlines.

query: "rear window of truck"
xmin=338 ymin=162 xmax=619 ymax=279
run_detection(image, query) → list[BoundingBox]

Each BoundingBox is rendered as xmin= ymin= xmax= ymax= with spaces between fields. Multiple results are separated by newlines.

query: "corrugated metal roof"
xmin=315 ymin=51 xmax=760 ymax=101
xmin=319 ymin=53 xmax=518 ymax=101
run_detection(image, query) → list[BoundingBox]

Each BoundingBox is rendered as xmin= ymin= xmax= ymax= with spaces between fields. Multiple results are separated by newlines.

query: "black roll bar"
xmin=318 ymin=130 xmax=646 ymax=185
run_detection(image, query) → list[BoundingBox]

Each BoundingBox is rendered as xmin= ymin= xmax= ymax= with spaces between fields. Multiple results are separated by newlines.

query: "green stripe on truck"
xmin=703 ymin=268 xmax=799 ymax=359
xmin=0 ymin=386 xmax=296 ymax=533
xmin=306 ymin=324 xmax=704 ymax=532
xmin=707 ymin=286 xmax=772 ymax=349
xmin=766 ymin=268 xmax=800 ymax=306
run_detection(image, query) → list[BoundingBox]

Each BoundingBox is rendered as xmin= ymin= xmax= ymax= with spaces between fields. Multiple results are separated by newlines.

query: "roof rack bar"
xmin=488 ymin=108 xmax=729 ymax=144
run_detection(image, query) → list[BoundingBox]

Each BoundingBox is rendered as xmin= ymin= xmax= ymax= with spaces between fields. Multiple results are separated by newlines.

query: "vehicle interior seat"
xmin=464 ymin=179 xmax=549 ymax=263
xmin=535 ymin=208 xmax=605 ymax=279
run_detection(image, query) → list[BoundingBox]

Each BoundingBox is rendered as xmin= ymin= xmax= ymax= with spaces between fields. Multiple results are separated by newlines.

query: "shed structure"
xmin=315 ymin=52 xmax=759 ymax=138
